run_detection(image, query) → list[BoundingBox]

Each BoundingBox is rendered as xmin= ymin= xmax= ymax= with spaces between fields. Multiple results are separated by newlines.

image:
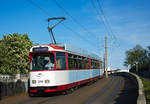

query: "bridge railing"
xmin=0 ymin=74 xmax=28 ymax=82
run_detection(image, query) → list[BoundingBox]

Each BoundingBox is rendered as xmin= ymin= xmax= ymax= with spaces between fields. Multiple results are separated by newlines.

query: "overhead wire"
xmin=91 ymin=0 xmax=121 ymax=65
xmin=27 ymin=0 xmax=96 ymax=47
xmin=97 ymin=0 xmax=120 ymax=53
xmin=96 ymin=0 xmax=120 ymax=56
xmin=52 ymin=0 xmax=95 ymax=38
xmin=91 ymin=0 xmax=110 ymax=36
xmin=97 ymin=0 xmax=121 ymax=69
xmin=61 ymin=23 xmax=96 ymax=46
xmin=90 ymin=0 xmax=108 ymax=53
xmin=27 ymin=0 xmax=50 ymax=16
xmin=96 ymin=0 xmax=117 ymax=43
xmin=52 ymin=0 xmax=100 ymax=51
xmin=91 ymin=0 xmax=119 ymax=47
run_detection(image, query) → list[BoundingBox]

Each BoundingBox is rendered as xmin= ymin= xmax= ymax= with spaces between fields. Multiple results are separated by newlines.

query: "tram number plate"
xmin=38 ymin=80 xmax=43 ymax=83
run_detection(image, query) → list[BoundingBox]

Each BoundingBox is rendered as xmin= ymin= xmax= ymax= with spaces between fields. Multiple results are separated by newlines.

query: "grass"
xmin=140 ymin=77 xmax=150 ymax=104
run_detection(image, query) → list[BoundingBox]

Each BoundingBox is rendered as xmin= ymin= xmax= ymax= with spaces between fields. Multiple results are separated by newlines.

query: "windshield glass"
xmin=30 ymin=53 xmax=55 ymax=70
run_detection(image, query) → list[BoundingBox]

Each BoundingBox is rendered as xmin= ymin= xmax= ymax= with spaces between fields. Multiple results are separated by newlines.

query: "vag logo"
xmin=36 ymin=73 xmax=42 ymax=77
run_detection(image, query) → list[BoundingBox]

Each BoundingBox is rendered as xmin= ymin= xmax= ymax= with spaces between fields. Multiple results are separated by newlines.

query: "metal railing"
xmin=0 ymin=74 xmax=29 ymax=82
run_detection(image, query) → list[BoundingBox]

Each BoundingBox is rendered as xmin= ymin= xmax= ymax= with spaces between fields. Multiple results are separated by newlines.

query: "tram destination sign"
xmin=33 ymin=47 xmax=48 ymax=52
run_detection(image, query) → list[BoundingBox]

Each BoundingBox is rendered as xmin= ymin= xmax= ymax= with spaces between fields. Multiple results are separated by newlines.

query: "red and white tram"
xmin=28 ymin=44 xmax=104 ymax=96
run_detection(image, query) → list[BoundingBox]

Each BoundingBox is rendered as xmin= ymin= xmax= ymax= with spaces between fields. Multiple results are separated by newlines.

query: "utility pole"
xmin=105 ymin=37 xmax=108 ymax=78
xmin=103 ymin=54 xmax=105 ymax=73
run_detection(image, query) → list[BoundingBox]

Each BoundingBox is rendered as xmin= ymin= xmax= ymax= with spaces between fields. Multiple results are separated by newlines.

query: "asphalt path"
xmin=0 ymin=75 xmax=138 ymax=104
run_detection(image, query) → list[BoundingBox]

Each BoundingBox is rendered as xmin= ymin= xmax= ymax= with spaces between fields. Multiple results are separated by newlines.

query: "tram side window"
xmin=91 ymin=59 xmax=100 ymax=69
xmin=78 ymin=59 xmax=82 ymax=69
xmin=68 ymin=54 xmax=89 ymax=69
xmin=85 ymin=58 xmax=89 ymax=69
xmin=94 ymin=60 xmax=101 ymax=69
xmin=68 ymin=54 xmax=76 ymax=69
xmin=68 ymin=54 xmax=72 ymax=69
xmin=56 ymin=52 xmax=66 ymax=69
xmin=98 ymin=61 xmax=100 ymax=69
xmin=95 ymin=61 xmax=99 ymax=69
xmin=91 ymin=59 xmax=94 ymax=69
xmin=81 ymin=59 xmax=84 ymax=69
xmin=99 ymin=61 xmax=102 ymax=69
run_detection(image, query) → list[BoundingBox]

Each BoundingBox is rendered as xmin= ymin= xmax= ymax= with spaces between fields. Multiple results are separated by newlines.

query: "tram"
xmin=28 ymin=44 xmax=104 ymax=96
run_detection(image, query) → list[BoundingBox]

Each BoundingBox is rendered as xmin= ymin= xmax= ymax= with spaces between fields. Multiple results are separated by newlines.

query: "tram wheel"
xmin=62 ymin=88 xmax=73 ymax=95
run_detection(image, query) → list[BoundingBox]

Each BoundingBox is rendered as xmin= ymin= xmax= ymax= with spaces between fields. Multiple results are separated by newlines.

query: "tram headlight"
xmin=45 ymin=80 xmax=50 ymax=83
xmin=32 ymin=80 xmax=36 ymax=84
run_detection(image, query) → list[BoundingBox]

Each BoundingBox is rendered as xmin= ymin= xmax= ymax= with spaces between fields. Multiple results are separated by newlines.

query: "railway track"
xmin=0 ymin=75 xmax=138 ymax=104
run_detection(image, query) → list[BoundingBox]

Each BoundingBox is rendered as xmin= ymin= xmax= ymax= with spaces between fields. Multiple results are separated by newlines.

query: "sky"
xmin=0 ymin=0 xmax=150 ymax=70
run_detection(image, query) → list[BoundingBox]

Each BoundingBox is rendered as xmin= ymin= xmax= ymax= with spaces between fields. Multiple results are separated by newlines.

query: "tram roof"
xmin=30 ymin=44 xmax=101 ymax=60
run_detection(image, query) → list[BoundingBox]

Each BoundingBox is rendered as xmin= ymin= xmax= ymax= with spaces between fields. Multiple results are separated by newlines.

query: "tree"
xmin=0 ymin=33 xmax=33 ymax=75
xmin=145 ymin=46 xmax=150 ymax=71
xmin=124 ymin=45 xmax=146 ymax=72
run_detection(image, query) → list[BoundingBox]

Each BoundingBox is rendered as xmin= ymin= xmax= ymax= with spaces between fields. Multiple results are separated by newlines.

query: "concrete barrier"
xmin=131 ymin=73 xmax=146 ymax=104
xmin=115 ymin=72 xmax=146 ymax=104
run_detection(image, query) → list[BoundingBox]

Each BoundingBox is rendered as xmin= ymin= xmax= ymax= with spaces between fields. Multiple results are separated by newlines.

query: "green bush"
xmin=0 ymin=33 xmax=33 ymax=75
xmin=140 ymin=77 xmax=150 ymax=103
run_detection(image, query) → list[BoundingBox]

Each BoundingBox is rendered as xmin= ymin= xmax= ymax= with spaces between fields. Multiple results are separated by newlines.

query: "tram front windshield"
xmin=30 ymin=53 xmax=55 ymax=70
